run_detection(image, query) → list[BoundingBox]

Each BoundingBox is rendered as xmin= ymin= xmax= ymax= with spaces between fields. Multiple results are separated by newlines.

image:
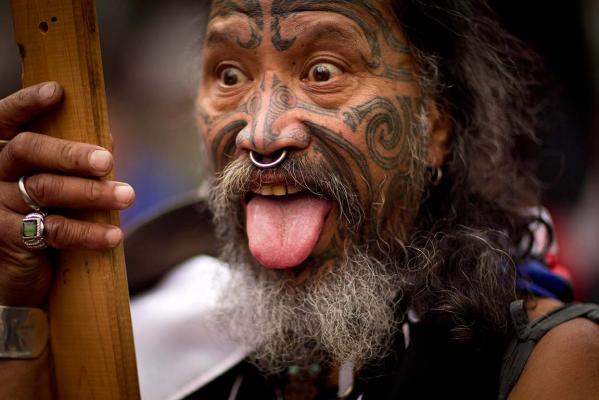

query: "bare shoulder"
xmin=509 ymin=298 xmax=599 ymax=399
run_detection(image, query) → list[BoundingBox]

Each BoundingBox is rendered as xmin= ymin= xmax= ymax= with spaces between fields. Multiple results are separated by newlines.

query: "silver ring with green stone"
xmin=22 ymin=212 xmax=48 ymax=250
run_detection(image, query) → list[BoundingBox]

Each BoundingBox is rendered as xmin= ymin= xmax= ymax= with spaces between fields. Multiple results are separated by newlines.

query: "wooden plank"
xmin=10 ymin=1 xmax=140 ymax=398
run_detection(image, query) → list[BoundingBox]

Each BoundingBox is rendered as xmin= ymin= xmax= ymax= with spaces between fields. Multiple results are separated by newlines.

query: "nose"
xmin=237 ymin=120 xmax=311 ymax=158
xmin=236 ymin=80 xmax=311 ymax=162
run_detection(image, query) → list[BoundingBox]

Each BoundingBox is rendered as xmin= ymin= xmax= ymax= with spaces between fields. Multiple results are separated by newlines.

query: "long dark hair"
xmin=393 ymin=0 xmax=542 ymax=342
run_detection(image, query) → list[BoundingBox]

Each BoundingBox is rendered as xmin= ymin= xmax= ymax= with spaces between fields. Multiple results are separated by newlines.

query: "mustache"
xmin=209 ymin=153 xmax=365 ymax=229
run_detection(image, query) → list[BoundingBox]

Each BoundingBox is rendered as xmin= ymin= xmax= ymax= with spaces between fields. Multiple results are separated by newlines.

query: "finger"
xmin=0 ymin=209 xmax=31 ymax=256
xmin=0 ymin=82 xmax=63 ymax=138
xmin=44 ymin=215 xmax=123 ymax=250
xmin=0 ymin=210 xmax=52 ymax=307
xmin=1 ymin=211 xmax=122 ymax=252
xmin=0 ymin=175 xmax=135 ymax=214
xmin=0 ymin=132 xmax=113 ymax=180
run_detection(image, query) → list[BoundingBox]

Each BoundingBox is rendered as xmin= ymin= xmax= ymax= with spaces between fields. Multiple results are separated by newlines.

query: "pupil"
xmin=314 ymin=65 xmax=330 ymax=81
xmin=223 ymin=69 xmax=238 ymax=85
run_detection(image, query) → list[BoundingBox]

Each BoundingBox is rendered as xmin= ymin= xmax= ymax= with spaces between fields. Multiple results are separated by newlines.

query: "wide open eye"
xmin=218 ymin=66 xmax=249 ymax=87
xmin=306 ymin=63 xmax=343 ymax=82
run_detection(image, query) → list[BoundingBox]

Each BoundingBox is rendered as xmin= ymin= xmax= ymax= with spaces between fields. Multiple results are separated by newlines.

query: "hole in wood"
xmin=39 ymin=21 xmax=49 ymax=33
xmin=51 ymin=16 xmax=58 ymax=22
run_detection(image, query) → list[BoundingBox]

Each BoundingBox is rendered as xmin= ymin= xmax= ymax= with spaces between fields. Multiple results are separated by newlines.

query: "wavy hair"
xmin=392 ymin=0 xmax=542 ymax=342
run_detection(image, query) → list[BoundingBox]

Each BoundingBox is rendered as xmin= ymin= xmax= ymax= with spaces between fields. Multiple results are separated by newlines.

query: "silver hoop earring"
xmin=430 ymin=167 xmax=443 ymax=186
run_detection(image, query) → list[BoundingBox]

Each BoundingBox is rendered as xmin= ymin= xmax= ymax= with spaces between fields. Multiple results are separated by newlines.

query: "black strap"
xmin=497 ymin=300 xmax=599 ymax=399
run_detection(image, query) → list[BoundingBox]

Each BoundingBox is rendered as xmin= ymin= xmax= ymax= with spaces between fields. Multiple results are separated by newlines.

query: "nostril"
xmin=249 ymin=149 xmax=288 ymax=169
xmin=254 ymin=149 xmax=285 ymax=164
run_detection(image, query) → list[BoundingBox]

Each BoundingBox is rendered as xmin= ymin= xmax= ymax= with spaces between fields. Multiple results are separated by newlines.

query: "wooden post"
xmin=10 ymin=1 xmax=140 ymax=398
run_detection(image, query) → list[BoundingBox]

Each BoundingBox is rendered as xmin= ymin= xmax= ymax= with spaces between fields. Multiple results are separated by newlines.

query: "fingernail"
xmin=114 ymin=184 xmax=134 ymax=205
xmin=89 ymin=150 xmax=112 ymax=172
xmin=106 ymin=228 xmax=123 ymax=247
xmin=39 ymin=83 xmax=56 ymax=99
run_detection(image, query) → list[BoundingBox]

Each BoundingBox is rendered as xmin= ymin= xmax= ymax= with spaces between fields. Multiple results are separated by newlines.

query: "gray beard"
xmin=215 ymin=243 xmax=405 ymax=375
xmin=207 ymin=148 xmax=424 ymax=375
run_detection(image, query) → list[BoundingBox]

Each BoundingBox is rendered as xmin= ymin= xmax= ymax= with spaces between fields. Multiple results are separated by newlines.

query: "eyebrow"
xmin=272 ymin=2 xmax=381 ymax=57
xmin=293 ymin=22 xmax=369 ymax=50
xmin=301 ymin=23 xmax=357 ymax=41
xmin=206 ymin=29 xmax=237 ymax=46
xmin=205 ymin=20 xmax=367 ymax=52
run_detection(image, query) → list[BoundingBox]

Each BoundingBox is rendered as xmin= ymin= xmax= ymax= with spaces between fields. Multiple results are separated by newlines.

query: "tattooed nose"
xmin=235 ymin=74 xmax=315 ymax=156
xmin=236 ymin=121 xmax=311 ymax=158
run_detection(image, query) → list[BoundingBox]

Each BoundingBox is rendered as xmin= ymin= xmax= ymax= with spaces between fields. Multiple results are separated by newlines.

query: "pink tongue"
xmin=246 ymin=194 xmax=331 ymax=269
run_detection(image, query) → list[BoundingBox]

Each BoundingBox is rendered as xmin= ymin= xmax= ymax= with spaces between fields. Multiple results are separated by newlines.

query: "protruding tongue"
xmin=246 ymin=194 xmax=331 ymax=269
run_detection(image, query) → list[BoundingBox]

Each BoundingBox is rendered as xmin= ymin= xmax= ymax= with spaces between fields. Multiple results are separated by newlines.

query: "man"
xmin=0 ymin=0 xmax=598 ymax=399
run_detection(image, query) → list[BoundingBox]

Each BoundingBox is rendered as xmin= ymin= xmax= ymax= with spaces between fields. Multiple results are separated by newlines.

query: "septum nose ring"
xmin=249 ymin=149 xmax=287 ymax=169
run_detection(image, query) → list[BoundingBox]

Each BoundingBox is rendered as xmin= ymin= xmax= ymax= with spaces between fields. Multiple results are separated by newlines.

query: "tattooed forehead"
xmin=207 ymin=1 xmax=408 ymax=58
xmin=210 ymin=0 xmax=393 ymax=23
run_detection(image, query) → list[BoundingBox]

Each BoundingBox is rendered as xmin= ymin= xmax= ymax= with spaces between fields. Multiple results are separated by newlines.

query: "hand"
xmin=0 ymin=82 xmax=135 ymax=307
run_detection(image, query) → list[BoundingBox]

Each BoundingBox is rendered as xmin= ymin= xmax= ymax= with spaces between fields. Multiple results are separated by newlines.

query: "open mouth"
xmin=245 ymin=184 xmax=333 ymax=270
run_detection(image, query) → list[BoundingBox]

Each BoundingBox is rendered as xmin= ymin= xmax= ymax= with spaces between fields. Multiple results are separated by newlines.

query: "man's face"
xmin=197 ymin=0 xmax=447 ymax=371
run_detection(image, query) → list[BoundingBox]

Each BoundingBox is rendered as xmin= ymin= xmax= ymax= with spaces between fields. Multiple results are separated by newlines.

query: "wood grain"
xmin=10 ymin=1 xmax=140 ymax=398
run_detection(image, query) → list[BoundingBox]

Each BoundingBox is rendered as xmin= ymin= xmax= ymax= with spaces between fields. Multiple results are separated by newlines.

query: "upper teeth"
xmin=252 ymin=185 xmax=300 ymax=196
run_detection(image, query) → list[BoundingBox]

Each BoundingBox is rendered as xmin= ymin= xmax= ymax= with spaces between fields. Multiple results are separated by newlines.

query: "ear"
xmin=426 ymin=101 xmax=452 ymax=168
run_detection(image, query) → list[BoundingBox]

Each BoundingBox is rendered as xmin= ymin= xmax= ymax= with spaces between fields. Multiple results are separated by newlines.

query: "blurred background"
xmin=1 ymin=0 xmax=598 ymax=301
xmin=1 ymin=0 xmax=209 ymax=228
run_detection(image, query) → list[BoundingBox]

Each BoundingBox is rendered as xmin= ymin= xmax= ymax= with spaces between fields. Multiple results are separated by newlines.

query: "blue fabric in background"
xmin=517 ymin=259 xmax=574 ymax=302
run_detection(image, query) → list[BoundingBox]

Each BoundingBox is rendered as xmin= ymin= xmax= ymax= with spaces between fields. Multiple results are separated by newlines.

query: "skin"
xmin=509 ymin=298 xmax=599 ymax=399
xmin=198 ymin=0 xmax=450 ymax=281
xmin=0 ymin=1 xmax=596 ymax=398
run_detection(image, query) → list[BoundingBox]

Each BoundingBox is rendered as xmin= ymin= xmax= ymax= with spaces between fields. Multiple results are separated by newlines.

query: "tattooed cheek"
xmin=210 ymin=119 xmax=247 ymax=170
xmin=235 ymin=129 xmax=252 ymax=147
